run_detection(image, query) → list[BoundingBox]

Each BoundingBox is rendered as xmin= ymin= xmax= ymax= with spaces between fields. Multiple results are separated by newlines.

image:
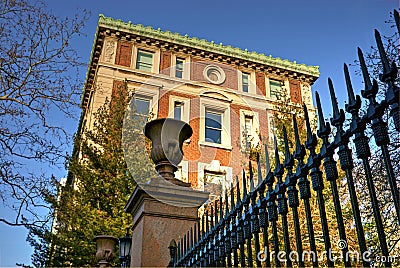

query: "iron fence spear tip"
xmin=283 ymin=126 xmax=290 ymax=159
xmin=293 ymin=114 xmax=300 ymax=148
xmin=344 ymin=63 xmax=356 ymax=104
xmin=264 ymin=143 xmax=271 ymax=172
xmin=303 ymin=104 xmax=312 ymax=139
xmin=328 ymin=78 xmax=341 ymax=118
xmin=395 ymin=9 xmax=400 ymax=33
xmin=249 ymin=161 xmax=255 ymax=191
xmin=374 ymin=29 xmax=390 ymax=73
xmin=358 ymin=47 xmax=373 ymax=90
xmin=274 ymin=135 xmax=280 ymax=165
xmin=242 ymin=169 xmax=247 ymax=195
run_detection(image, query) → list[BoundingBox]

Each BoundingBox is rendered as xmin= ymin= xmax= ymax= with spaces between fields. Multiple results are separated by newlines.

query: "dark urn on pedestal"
xmin=144 ymin=118 xmax=192 ymax=186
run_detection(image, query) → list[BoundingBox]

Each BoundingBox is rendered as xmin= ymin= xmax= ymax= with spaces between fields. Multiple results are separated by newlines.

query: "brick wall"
xmin=255 ymin=72 xmax=266 ymax=96
xmin=115 ymin=41 xmax=133 ymax=67
xmin=190 ymin=58 xmax=238 ymax=90
xmin=160 ymin=51 xmax=171 ymax=75
xmin=289 ymin=79 xmax=302 ymax=104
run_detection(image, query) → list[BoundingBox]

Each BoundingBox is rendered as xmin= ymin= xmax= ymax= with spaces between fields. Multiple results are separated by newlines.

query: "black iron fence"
xmin=169 ymin=10 xmax=399 ymax=267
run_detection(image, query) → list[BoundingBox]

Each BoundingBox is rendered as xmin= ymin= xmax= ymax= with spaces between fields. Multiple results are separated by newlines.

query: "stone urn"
xmin=93 ymin=235 xmax=118 ymax=267
xmin=144 ymin=118 xmax=192 ymax=185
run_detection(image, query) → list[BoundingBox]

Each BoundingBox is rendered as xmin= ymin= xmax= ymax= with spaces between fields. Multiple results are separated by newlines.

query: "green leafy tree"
xmin=27 ymin=81 xmax=155 ymax=266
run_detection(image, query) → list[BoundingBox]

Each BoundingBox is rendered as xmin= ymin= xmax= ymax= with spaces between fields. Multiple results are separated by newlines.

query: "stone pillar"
xmin=124 ymin=118 xmax=209 ymax=267
xmin=125 ymin=178 xmax=208 ymax=267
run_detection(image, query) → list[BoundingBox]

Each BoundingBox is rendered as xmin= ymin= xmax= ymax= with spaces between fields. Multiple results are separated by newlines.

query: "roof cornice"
xmin=97 ymin=14 xmax=319 ymax=77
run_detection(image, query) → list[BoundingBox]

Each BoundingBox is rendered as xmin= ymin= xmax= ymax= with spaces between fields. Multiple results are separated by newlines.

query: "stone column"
xmin=125 ymin=178 xmax=208 ymax=267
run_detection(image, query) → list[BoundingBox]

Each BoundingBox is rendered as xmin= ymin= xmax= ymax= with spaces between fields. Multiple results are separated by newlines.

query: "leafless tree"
xmin=0 ymin=0 xmax=89 ymax=227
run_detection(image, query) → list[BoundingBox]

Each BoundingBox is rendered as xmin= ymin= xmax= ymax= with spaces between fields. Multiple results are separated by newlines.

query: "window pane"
xmin=174 ymin=102 xmax=182 ymax=120
xmin=204 ymin=173 xmax=224 ymax=200
xmin=205 ymin=111 xmax=221 ymax=129
xmin=242 ymin=73 xmax=249 ymax=92
xmin=136 ymin=50 xmax=153 ymax=72
xmin=205 ymin=128 xmax=221 ymax=144
xmin=137 ymin=51 xmax=153 ymax=64
xmin=134 ymin=98 xmax=150 ymax=114
xmin=270 ymin=80 xmax=282 ymax=99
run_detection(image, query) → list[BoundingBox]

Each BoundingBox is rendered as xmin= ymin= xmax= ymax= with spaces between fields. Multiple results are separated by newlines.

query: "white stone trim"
xmin=132 ymin=45 xmax=160 ymax=73
xmin=168 ymin=95 xmax=190 ymax=123
xmin=170 ymin=53 xmax=190 ymax=80
xmin=199 ymin=97 xmax=231 ymax=148
xmin=239 ymin=109 xmax=260 ymax=148
xmin=237 ymin=70 xmax=256 ymax=94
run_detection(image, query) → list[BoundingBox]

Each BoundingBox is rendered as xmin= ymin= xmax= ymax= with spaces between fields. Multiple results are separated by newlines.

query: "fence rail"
xmin=169 ymin=10 xmax=399 ymax=267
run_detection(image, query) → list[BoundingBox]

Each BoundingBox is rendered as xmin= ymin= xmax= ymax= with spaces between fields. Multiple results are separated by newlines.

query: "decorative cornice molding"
xmin=97 ymin=14 xmax=319 ymax=77
xmin=81 ymin=14 xmax=320 ymax=107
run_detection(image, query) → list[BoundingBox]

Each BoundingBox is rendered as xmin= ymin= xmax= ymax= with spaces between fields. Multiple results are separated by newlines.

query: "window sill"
xmin=199 ymin=141 xmax=232 ymax=151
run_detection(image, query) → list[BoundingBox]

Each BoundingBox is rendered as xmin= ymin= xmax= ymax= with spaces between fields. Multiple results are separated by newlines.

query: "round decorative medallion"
xmin=203 ymin=65 xmax=226 ymax=85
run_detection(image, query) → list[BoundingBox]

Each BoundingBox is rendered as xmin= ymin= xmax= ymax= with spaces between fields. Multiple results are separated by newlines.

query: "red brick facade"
xmin=115 ymin=41 xmax=133 ymax=67
xmin=159 ymin=51 xmax=171 ymax=74
xmin=256 ymin=71 xmax=266 ymax=96
xmin=190 ymin=57 xmax=238 ymax=90
xmin=289 ymin=79 xmax=302 ymax=104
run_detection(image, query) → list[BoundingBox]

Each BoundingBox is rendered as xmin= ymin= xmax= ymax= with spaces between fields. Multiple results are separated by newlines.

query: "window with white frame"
xmin=136 ymin=50 xmax=153 ymax=72
xmin=204 ymin=170 xmax=226 ymax=202
xmin=132 ymin=97 xmax=151 ymax=126
xmin=199 ymin=96 xmax=231 ymax=149
xmin=242 ymin=73 xmax=250 ymax=92
xmin=173 ymin=101 xmax=183 ymax=120
xmin=240 ymin=110 xmax=260 ymax=150
xmin=175 ymin=58 xmax=184 ymax=78
xmin=169 ymin=96 xmax=190 ymax=123
xmin=205 ymin=110 xmax=222 ymax=144
xmin=244 ymin=115 xmax=253 ymax=148
xmin=269 ymin=79 xmax=283 ymax=100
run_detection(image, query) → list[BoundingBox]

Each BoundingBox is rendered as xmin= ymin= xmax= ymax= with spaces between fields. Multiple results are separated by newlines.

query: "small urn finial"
xmin=144 ymin=118 xmax=192 ymax=186
xmin=93 ymin=235 xmax=118 ymax=268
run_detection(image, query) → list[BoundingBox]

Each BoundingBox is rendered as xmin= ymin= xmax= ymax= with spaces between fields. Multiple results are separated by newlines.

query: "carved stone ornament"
xmin=104 ymin=40 xmax=116 ymax=63
xmin=203 ymin=64 xmax=226 ymax=85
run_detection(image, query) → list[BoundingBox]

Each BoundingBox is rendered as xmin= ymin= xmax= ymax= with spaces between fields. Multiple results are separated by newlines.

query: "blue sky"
xmin=0 ymin=0 xmax=398 ymax=266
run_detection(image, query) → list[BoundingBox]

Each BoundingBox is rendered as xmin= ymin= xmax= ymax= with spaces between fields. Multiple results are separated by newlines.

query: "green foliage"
xmin=28 ymin=81 xmax=155 ymax=266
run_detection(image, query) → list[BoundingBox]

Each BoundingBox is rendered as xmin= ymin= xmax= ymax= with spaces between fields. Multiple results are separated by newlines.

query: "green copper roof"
xmin=97 ymin=14 xmax=320 ymax=77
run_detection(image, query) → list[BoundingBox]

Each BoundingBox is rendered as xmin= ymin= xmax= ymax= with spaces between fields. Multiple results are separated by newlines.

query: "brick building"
xmin=79 ymin=14 xmax=319 ymax=195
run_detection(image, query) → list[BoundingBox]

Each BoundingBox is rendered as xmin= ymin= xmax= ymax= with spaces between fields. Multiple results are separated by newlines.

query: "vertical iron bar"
xmin=230 ymin=180 xmax=239 ymax=267
xmin=283 ymin=126 xmax=304 ymax=267
xmin=346 ymin=58 xmax=390 ymax=266
xmin=242 ymin=169 xmax=253 ymax=267
xmin=225 ymin=191 xmax=232 ymax=267
xmin=304 ymin=104 xmax=333 ymax=267
xmin=258 ymin=150 xmax=271 ymax=267
xmin=359 ymin=48 xmax=400 ymax=223
xmin=266 ymin=146 xmax=280 ymax=267
xmin=293 ymin=114 xmax=318 ymax=267
xmin=316 ymin=91 xmax=351 ymax=267
xmin=273 ymin=135 xmax=292 ymax=267
xmin=375 ymin=29 xmax=400 ymax=132
xmin=328 ymin=79 xmax=369 ymax=267
xmin=249 ymin=161 xmax=262 ymax=268
xmin=219 ymin=198 xmax=226 ymax=267
xmin=235 ymin=175 xmax=246 ymax=267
